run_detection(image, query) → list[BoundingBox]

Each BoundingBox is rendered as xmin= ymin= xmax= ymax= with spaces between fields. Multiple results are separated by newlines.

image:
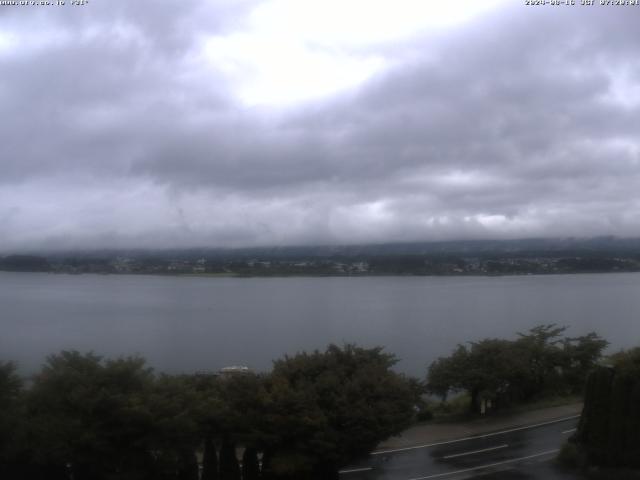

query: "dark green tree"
xmin=426 ymin=345 xmax=468 ymax=401
xmin=201 ymin=436 xmax=219 ymax=480
xmin=561 ymin=332 xmax=609 ymax=392
xmin=574 ymin=347 xmax=640 ymax=468
xmin=263 ymin=344 xmax=417 ymax=478
xmin=216 ymin=373 xmax=266 ymax=447
xmin=0 ymin=361 xmax=26 ymax=479
xmin=146 ymin=375 xmax=201 ymax=479
xmin=219 ymin=439 xmax=240 ymax=480
xmin=25 ymin=351 xmax=158 ymax=480
xmin=242 ymin=447 xmax=260 ymax=480
xmin=177 ymin=449 xmax=199 ymax=480
xmin=515 ymin=324 xmax=568 ymax=397
xmin=428 ymin=340 xmax=527 ymax=413
xmin=427 ymin=325 xmax=608 ymax=414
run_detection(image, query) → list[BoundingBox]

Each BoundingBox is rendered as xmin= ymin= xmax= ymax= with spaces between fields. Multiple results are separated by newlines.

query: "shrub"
xmin=416 ymin=409 xmax=434 ymax=422
xmin=556 ymin=442 xmax=585 ymax=469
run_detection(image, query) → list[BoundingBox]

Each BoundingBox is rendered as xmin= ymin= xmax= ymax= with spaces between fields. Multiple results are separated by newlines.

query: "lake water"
xmin=1 ymin=272 xmax=639 ymax=377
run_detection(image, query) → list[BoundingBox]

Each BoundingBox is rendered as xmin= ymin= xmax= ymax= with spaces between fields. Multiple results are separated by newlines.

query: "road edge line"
xmin=371 ymin=414 xmax=580 ymax=455
xmin=407 ymin=449 xmax=560 ymax=480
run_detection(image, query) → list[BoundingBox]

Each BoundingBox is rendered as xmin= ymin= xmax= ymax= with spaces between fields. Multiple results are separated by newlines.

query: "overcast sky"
xmin=1 ymin=0 xmax=639 ymax=251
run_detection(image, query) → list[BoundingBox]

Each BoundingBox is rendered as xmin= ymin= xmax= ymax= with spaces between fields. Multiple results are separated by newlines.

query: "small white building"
xmin=219 ymin=365 xmax=252 ymax=377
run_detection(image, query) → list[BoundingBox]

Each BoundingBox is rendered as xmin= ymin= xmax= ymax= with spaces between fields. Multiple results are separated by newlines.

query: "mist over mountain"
xmin=1 ymin=1 xmax=640 ymax=250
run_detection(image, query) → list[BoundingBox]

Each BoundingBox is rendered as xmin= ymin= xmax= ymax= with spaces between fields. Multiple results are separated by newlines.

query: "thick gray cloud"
xmin=1 ymin=1 xmax=640 ymax=251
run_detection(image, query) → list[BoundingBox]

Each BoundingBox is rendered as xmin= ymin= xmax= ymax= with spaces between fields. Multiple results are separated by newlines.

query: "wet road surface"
xmin=339 ymin=416 xmax=584 ymax=480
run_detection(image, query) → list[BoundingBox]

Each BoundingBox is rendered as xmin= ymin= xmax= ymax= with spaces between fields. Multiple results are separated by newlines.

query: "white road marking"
xmin=442 ymin=444 xmax=509 ymax=460
xmin=407 ymin=449 xmax=559 ymax=480
xmin=339 ymin=467 xmax=373 ymax=474
xmin=371 ymin=415 xmax=580 ymax=455
xmin=561 ymin=428 xmax=577 ymax=434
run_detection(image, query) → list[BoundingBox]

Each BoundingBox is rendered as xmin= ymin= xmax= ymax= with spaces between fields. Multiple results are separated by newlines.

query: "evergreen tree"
xmin=260 ymin=449 xmax=275 ymax=480
xmin=575 ymin=347 xmax=640 ymax=468
xmin=176 ymin=449 xmax=199 ymax=480
xmin=241 ymin=447 xmax=260 ymax=480
xmin=0 ymin=362 xmax=26 ymax=480
xmin=427 ymin=325 xmax=608 ymax=413
xmin=202 ymin=437 xmax=219 ymax=480
xmin=263 ymin=344 xmax=417 ymax=477
xmin=219 ymin=440 xmax=240 ymax=480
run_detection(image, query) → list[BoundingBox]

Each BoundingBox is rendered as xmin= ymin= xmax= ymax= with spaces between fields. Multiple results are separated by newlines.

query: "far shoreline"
xmin=2 ymin=269 xmax=640 ymax=279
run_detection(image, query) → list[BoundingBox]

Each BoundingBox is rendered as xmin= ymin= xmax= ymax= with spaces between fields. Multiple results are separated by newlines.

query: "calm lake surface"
xmin=2 ymin=272 xmax=639 ymax=377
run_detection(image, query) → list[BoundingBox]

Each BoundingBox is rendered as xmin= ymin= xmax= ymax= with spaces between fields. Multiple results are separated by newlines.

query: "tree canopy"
xmin=427 ymin=325 xmax=608 ymax=413
xmin=574 ymin=347 xmax=640 ymax=468
xmin=262 ymin=345 xmax=418 ymax=478
xmin=0 ymin=345 xmax=418 ymax=480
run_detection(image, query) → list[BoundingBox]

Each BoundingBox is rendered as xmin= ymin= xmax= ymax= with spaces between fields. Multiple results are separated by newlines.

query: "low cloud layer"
xmin=1 ymin=1 xmax=639 ymax=251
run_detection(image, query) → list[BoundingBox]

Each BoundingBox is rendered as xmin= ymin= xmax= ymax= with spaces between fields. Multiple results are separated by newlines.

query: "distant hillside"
xmin=0 ymin=255 xmax=50 ymax=272
xmin=34 ymin=236 xmax=640 ymax=260
xmin=4 ymin=237 xmax=640 ymax=276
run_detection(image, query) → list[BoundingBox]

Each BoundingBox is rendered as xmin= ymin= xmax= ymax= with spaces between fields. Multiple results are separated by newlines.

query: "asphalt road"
xmin=339 ymin=416 xmax=584 ymax=480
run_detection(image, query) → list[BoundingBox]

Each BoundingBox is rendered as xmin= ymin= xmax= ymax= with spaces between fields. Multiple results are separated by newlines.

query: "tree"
xmin=427 ymin=345 xmax=468 ymax=401
xmin=262 ymin=344 xmax=417 ymax=478
xmin=218 ymin=440 xmax=240 ymax=480
xmin=574 ymin=347 xmax=640 ymax=468
xmin=427 ymin=325 xmax=609 ymax=414
xmin=190 ymin=370 xmax=266 ymax=464
xmin=146 ymin=375 xmax=201 ymax=480
xmin=515 ymin=324 xmax=568 ymax=397
xmin=0 ymin=361 xmax=26 ymax=479
xmin=427 ymin=340 xmax=526 ymax=413
xmin=201 ymin=436 xmax=219 ymax=480
xmin=216 ymin=373 xmax=266 ymax=447
xmin=177 ymin=449 xmax=199 ymax=480
xmin=242 ymin=447 xmax=260 ymax=480
xmin=561 ymin=332 xmax=609 ymax=393
xmin=2 ymin=345 xmax=419 ymax=479
xmin=26 ymin=351 xmax=157 ymax=480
